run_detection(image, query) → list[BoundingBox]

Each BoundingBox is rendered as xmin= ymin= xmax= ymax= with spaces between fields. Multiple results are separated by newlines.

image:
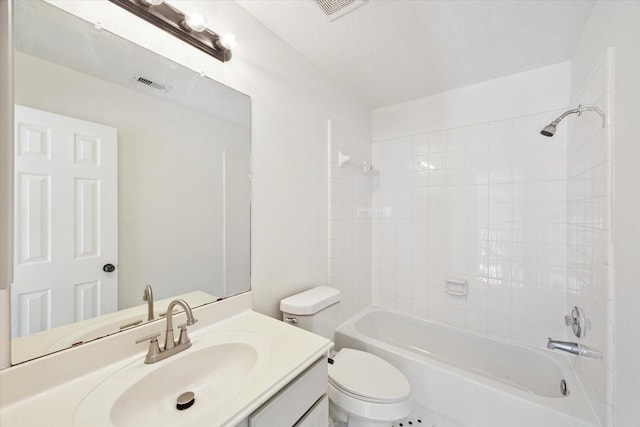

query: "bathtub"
xmin=334 ymin=307 xmax=600 ymax=427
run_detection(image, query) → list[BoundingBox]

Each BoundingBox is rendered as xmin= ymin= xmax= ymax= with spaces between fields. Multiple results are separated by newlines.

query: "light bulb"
xmin=183 ymin=11 xmax=207 ymax=32
xmin=218 ymin=33 xmax=237 ymax=49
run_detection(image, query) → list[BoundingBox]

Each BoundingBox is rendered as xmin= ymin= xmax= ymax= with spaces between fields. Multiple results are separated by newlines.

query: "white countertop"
xmin=0 ymin=296 xmax=333 ymax=427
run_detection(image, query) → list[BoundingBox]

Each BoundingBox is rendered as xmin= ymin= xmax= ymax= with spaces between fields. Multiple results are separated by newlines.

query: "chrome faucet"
xmin=135 ymin=299 xmax=198 ymax=364
xmin=143 ymin=284 xmax=154 ymax=321
xmin=547 ymin=338 xmax=580 ymax=355
xmin=547 ymin=338 xmax=602 ymax=359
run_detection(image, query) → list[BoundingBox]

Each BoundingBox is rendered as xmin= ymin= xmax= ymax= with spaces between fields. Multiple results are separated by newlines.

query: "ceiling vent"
xmin=133 ymin=75 xmax=172 ymax=93
xmin=314 ymin=0 xmax=366 ymax=21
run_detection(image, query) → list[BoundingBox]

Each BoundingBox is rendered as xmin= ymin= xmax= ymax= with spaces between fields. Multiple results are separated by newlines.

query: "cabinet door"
xmin=249 ymin=358 xmax=327 ymax=427
xmin=295 ymin=394 xmax=328 ymax=427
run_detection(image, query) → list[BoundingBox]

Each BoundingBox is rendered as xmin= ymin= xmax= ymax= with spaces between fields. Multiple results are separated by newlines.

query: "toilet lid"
xmin=328 ymin=349 xmax=410 ymax=403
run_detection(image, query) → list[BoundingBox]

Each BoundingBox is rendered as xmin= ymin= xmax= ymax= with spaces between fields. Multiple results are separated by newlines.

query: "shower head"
xmin=540 ymin=105 xmax=605 ymax=137
xmin=540 ymin=122 xmax=558 ymax=137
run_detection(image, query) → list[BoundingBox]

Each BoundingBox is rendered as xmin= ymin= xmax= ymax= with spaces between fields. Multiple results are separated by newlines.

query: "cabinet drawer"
xmin=249 ymin=357 xmax=327 ymax=427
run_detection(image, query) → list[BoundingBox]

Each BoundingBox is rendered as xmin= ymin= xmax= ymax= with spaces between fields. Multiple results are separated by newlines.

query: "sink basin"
xmin=74 ymin=331 xmax=270 ymax=427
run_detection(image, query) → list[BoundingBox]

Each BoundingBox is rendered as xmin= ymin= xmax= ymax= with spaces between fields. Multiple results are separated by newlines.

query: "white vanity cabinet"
xmin=247 ymin=356 xmax=328 ymax=427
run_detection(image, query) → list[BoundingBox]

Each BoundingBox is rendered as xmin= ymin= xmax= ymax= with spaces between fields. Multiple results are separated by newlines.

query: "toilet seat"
xmin=328 ymin=348 xmax=410 ymax=403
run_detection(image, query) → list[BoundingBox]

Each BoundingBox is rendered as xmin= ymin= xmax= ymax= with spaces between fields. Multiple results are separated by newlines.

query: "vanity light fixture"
xmin=108 ymin=0 xmax=232 ymax=62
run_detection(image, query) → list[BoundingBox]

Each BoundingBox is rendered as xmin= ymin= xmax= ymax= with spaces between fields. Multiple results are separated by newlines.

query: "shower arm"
xmin=551 ymin=105 xmax=606 ymax=128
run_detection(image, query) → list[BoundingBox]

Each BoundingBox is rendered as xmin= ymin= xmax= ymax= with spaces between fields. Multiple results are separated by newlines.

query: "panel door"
xmin=12 ymin=105 xmax=118 ymax=338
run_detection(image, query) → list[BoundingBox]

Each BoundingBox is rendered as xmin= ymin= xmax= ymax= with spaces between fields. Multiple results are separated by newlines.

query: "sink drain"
xmin=176 ymin=391 xmax=195 ymax=410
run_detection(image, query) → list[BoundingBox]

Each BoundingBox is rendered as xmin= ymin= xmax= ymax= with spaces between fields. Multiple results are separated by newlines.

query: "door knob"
xmin=103 ymin=263 xmax=116 ymax=273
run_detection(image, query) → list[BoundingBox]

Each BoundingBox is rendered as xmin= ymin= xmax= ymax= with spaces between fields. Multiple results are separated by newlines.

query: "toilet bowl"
xmin=280 ymin=286 xmax=411 ymax=427
xmin=328 ymin=348 xmax=411 ymax=427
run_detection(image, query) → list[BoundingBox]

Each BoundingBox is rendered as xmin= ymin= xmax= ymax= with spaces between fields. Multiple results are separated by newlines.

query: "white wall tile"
xmin=373 ymin=107 xmax=569 ymax=347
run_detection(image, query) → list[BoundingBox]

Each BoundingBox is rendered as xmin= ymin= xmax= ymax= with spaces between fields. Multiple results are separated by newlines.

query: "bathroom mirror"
xmin=9 ymin=0 xmax=251 ymax=364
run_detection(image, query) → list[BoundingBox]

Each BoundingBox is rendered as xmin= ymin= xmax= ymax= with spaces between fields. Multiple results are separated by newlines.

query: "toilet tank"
xmin=280 ymin=286 xmax=341 ymax=341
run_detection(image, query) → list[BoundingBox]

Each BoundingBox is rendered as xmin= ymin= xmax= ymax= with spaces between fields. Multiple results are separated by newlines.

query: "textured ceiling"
xmin=237 ymin=0 xmax=595 ymax=108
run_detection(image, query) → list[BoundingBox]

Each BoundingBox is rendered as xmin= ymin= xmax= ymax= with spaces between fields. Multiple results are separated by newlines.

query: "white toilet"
xmin=280 ymin=286 xmax=411 ymax=427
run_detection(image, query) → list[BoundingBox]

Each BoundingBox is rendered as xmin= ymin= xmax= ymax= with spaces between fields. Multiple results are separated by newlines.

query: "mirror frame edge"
xmin=0 ymin=0 xmax=15 ymax=370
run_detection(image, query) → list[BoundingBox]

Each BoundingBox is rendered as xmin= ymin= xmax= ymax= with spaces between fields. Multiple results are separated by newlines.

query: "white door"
xmin=12 ymin=105 xmax=118 ymax=338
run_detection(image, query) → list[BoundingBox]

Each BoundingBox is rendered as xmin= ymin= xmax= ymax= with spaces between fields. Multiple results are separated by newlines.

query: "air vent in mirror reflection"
xmin=133 ymin=76 xmax=172 ymax=93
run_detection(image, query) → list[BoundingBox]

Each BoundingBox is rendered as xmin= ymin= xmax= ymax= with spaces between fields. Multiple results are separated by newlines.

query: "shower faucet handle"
xmin=564 ymin=306 xmax=586 ymax=338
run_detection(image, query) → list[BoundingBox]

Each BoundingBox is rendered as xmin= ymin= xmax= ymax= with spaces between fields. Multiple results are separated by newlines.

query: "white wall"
xmin=47 ymin=0 xmax=372 ymax=319
xmin=569 ymin=2 xmax=640 ymax=426
xmin=329 ymin=120 xmax=372 ymax=323
xmin=373 ymin=63 xmax=570 ymax=141
xmin=371 ymin=63 xmax=570 ymax=347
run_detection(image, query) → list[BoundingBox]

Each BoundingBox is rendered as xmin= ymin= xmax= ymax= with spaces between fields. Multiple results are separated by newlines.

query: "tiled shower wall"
xmin=329 ymin=120 xmax=372 ymax=324
xmin=566 ymin=49 xmax=613 ymax=426
xmin=372 ymin=111 xmax=569 ymax=347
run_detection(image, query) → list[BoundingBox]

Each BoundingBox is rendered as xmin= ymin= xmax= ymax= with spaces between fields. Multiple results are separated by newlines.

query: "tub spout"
xmin=547 ymin=338 xmax=602 ymax=359
xmin=547 ymin=338 xmax=579 ymax=354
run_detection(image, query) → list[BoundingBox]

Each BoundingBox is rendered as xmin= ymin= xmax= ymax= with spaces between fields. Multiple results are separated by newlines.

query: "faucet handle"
xmin=177 ymin=324 xmax=192 ymax=346
xmin=135 ymin=332 xmax=161 ymax=344
xmin=136 ymin=333 xmax=162 ymax=364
